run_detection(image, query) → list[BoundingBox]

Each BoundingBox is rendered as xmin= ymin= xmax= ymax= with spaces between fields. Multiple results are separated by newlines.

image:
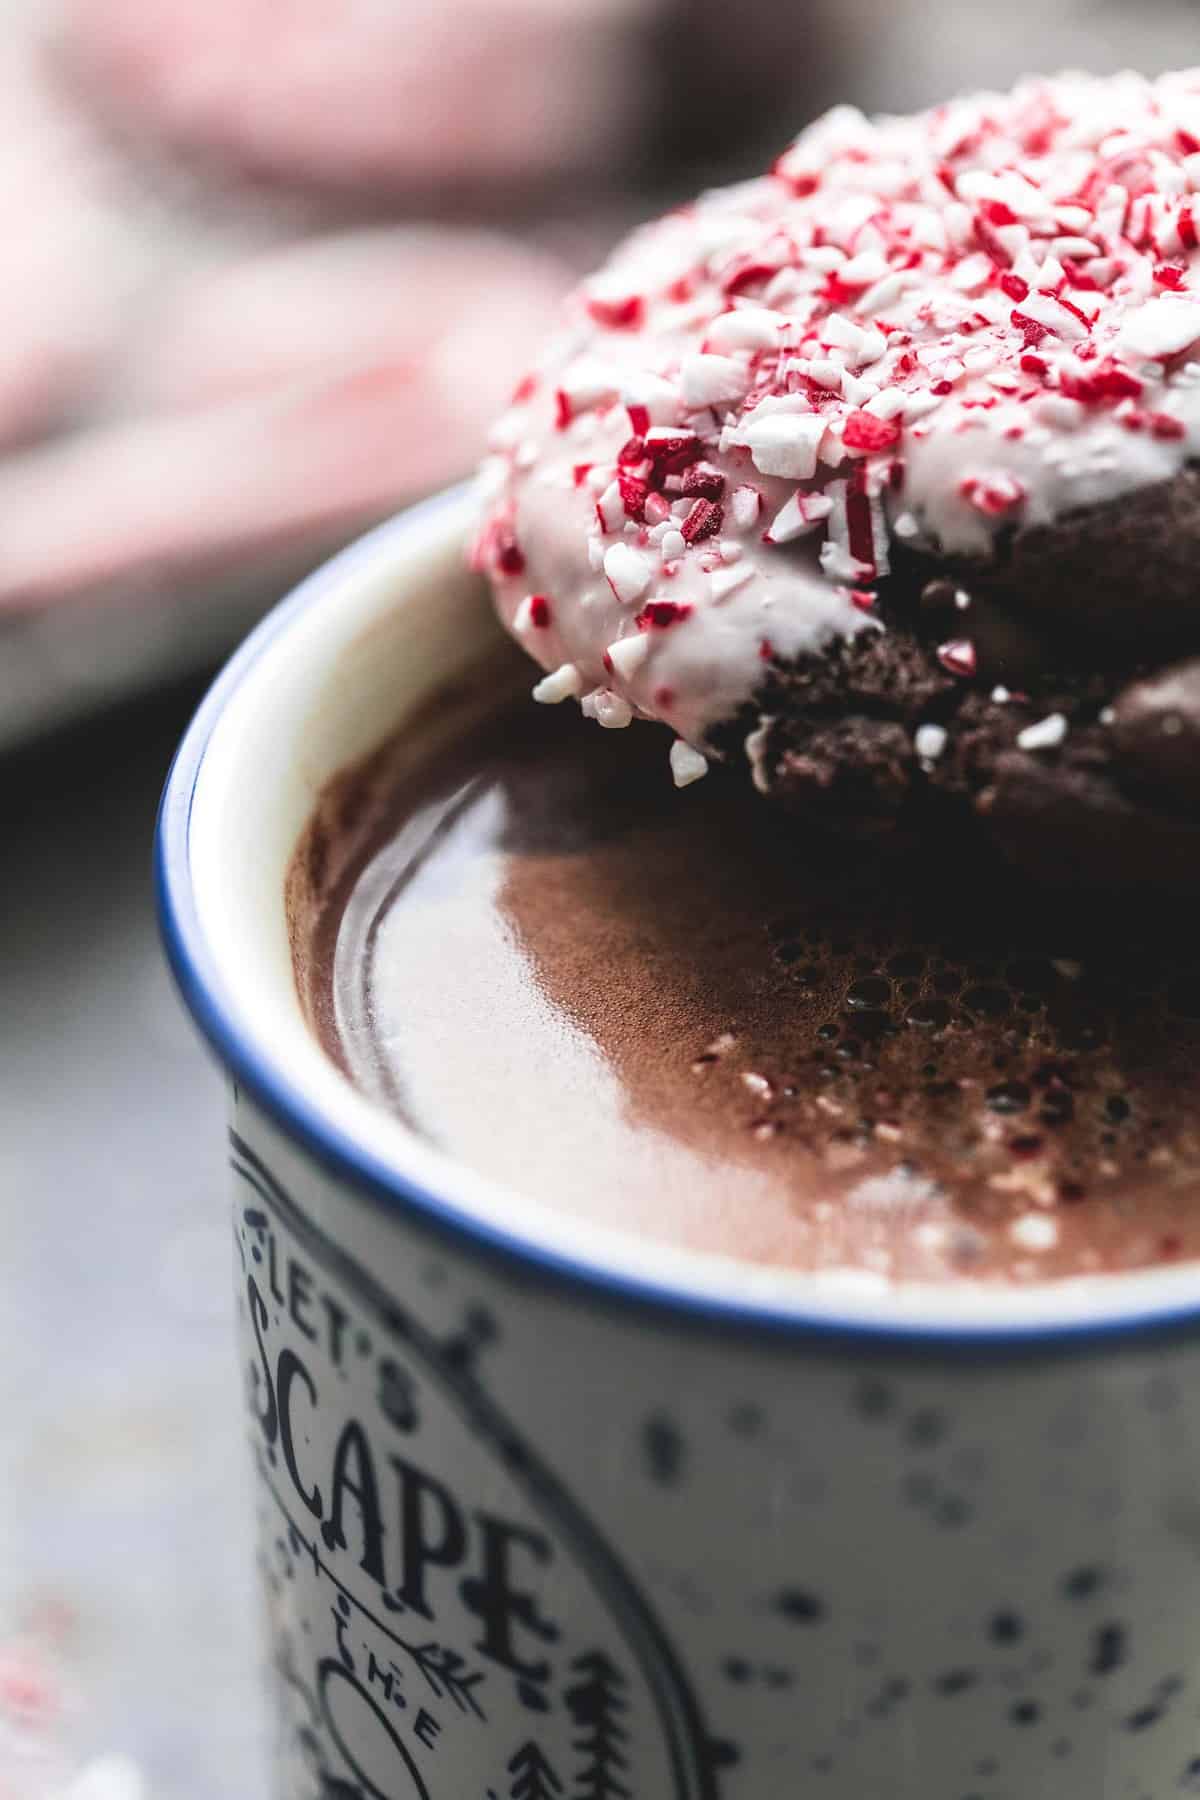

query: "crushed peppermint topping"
xmin=914 ymin=722 xmax=948 ymax=761
xmin=1016 ymin=711 xmax=1069 ymax=751
xmin=532 ymin=663 xmax=583 ymax=704
xmin=479 ymin=70 xmax=1200 ymax=753
xmin=670 ymin=739 xmax=709 ymax=786
xmin=583 ymin=687 xmax=635 ymax=729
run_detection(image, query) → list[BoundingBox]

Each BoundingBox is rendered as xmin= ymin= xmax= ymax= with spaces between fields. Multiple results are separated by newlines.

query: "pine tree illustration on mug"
xmin=566 ymin=1650 xmax=630 ymax=1800
xmin=508 ymin=1738 xmax=565 ymax=1799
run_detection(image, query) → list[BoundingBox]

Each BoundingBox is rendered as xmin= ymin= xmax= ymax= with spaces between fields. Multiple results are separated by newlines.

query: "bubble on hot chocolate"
xmin=473 ymin=70 xmax=1200 ymax=813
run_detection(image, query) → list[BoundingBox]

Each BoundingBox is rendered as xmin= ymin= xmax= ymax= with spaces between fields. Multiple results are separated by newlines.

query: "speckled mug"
xmin=158 ymin=488 xmax=1200 ymax=1800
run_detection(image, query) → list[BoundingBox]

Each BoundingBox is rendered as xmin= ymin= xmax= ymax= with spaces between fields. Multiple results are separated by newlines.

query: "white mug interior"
xmin=174 ymin=485 xmax=1200 ymax=1339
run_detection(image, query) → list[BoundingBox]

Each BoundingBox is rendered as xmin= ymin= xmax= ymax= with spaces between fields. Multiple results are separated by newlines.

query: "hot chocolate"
xmin=290 ymin=686 xmax=1200 ymax=1287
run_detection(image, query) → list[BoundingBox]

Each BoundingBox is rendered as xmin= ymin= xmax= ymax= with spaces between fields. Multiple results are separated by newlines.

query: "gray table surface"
xmin=0 ymin=684 xmax=268 ymax=1794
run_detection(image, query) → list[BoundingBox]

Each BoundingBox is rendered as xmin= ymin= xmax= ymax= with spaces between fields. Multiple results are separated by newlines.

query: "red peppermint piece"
xmin=1011 ymin=310 xmax=1050 ymax=347
xmin=984 ymin=199 xmax=1019 ymax=226
xmin=494 ymin=527 xmax=525 ymax=576
xmin=618 ymin=470 xmax=649 ymax=520
xmin=573 ymin=462 xmax=592 ymax=487
xmin=1060 ymin=364 xmax=1143 ymax=404
xmin=617 ymin=434 xmax=647 ymax=465
xmin=772 ymin=156 xmax=819 ymax=197
xmin=528 ymin=594 xmax=552 ymax=628
xmin=554 ymin=389 xmax=572 ymax=430
xmin=682 ymin=462 xmax=726 ymax=500
xmin=1180 ymin=203 xmax=1198 ymax=251
xmin=843 ymin=410 xmax=902 ymax=452
xmin=961 ymin=475 xmax=1025 ymax=516
xmin=680 ymin=499 xmax=724 ymax=542
xmin=587 ymin=292 xmax=644 ymax=330
xmin=1150 ymin=412 xmax=1186 ymax=440
xmin=938 ymin=638 xmax=977 ymax=678
xmin=646 ymin=430 xmax=702 ymax=475
xmin=850 ymin=589 xmax=876 ymax=612
xmin=999 ymin=272 xmax=1029 ymax=302
xmin=845 ymin=463 xmax=877 ymax=575
xmin=722 ymin=259 xmax=781 ymax=297
xmin=1154 ymin=262 xmax=1187 ymax=289
xmin=626 ymin=402 xmax=650 ymax=436
xmin=637 ymin=600 xmax=694 ymax=630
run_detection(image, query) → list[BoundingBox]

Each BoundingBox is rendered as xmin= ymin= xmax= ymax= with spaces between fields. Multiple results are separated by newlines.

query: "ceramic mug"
xmin=158 ymin=487 xmax=1200 ymax=1800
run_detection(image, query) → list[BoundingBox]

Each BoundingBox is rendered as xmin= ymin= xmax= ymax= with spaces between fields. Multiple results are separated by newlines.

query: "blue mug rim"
xmin=156 ymin=486 xmax=1200 ymax=1358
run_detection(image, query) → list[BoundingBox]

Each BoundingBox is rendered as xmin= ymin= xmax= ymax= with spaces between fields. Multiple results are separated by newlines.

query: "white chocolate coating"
xmin=475 ymin=70 xmax=1200 ymax=752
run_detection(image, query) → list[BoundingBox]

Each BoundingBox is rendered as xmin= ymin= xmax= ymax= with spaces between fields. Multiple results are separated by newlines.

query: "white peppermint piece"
xmin=839 ymin=249 xmax=889 ymax=285
xmin=841 ymin=371 xmax=880 ymax=406
xmin=532 ymin=663 xmax=583 ymax=704
xmin=736 ymin=411 xmax=826 ymax=479
xmin=802 ymin=245 xmax=847 ymax=272
xmin=705 ymin=307 xmax=785 ymax=349
xmin=559 ymin=358 xmax=621 ymax=412
xmin=607 ymin=633 xmax=650 ymax=678
xmin=1051 ymin=236 xmax=1101 ymax=259
xmin=603 ymin=542 xmax=652 ymax=605
xmin=856 ymin=271 xmax=909 ymax=315
xmin=670 ymin=739 xmax=709 ymax=787
xmin=620 ymin=370 xmax=679 ymax=424
xmin=950 ymin=252 xmax=992 ymax=292
xmin=1017 ymin=712 xmax=1068 ymax=751
xmin=806 ymin=358 xmax=844 ymax=391
xmin=914 ymin=723 xmax=948 ymax=760
xmin=765 ymin=492 xmax=821 ymax=544
xmin=822 ymin=312 xmax=866 ymax=353
xmin=864 ymin=386 xmax=907 ymax=419
xmin=680 ymin=353 xmax=752 ymax=409
xmin=1117 ymin=295 xmax=1200 ymax=360
xmin=595 ymin=479 xmax=624 ymax=533
xmin=587 ymin=688 xmax=634 ymax=729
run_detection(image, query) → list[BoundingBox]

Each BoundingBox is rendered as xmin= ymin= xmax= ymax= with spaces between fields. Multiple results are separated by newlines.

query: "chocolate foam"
xmin=293 ymin=696 xmax=1200 ymax=1286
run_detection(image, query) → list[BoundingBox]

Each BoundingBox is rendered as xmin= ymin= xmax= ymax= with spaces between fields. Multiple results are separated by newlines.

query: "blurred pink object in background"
xmin=0 ymin=48 xmax=134 ymax=448
xmin=0 ymin=223 xmax=570 ymax=744
xmin=0 ymin=226 xmax=570 ymax=606
xmin=56 ymin=0 xmax=659 ymax=197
